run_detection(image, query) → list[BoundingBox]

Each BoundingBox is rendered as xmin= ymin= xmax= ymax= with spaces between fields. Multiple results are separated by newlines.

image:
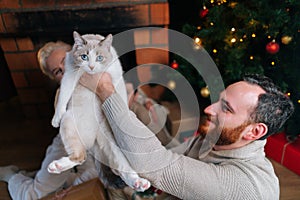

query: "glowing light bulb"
xmin=252 ymin=33 xmax=256 ymax=38
xmin=250 ymin=56 xmax=254 ymax=60
xmin=168 ymin=80 xmax=176 ymax=90
xmin=194 ymin=37 xmax=201 ymax=44
xmin=271 ymin=61 xmax=275 ymax=66
xmin=193 ymin=37 xmax=202 ymax=50
xmin=231 ymin=27 xmax=236 ymax=32
xmin=231 ymin=38 xmax=237 ymax=43
xmin=213 ymin=49 xmax=217 ymax=53
xmin=239 ymin=38 xmax=243 ymax=42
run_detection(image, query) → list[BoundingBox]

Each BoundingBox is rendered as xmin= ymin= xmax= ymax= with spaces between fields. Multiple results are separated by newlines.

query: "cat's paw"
xmin=132 ymin=178 xmax=151 ymax=192
xmin=119 ymin=172 xmax=151 ymax=192
xmin=51 ymin=117 xmax=60 ymax=128
xmin=47 ymin=157 xmax=79 ymax=174
xmin=51 ymin=108 xmax=66 ymax=127
xmin=51 ymin=112 xmax=63 ymax=128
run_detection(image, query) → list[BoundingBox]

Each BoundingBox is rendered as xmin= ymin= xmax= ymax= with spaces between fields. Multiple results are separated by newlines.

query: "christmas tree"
xmin=169 ymin=0 xmax=300 ymax=139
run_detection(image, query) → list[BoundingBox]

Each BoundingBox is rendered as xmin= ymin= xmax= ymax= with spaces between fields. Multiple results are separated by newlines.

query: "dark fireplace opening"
xmin=0 ymin=46 xmax=17 ymax=101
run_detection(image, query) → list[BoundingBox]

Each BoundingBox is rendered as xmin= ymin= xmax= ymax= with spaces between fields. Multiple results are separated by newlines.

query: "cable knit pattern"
xmin=102 ymin=93 xmax=279 ymax=200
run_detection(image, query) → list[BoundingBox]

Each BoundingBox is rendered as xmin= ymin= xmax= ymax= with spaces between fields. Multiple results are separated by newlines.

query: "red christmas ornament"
xmin=171 ymin=60 xmax=179 ymax=69
xmin=200 ymin=7 xmax=209 ymax=18
xmin=266 ymin=40 xmax=280 ymax=54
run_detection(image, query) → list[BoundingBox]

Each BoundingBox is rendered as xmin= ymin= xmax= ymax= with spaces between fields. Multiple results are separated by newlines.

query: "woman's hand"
xmin=79 ymin=72 xmax=115 ymax=102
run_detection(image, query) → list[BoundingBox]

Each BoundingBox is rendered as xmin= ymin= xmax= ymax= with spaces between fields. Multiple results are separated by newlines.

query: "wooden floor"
xmin=0 ymin=98 xmax=300 ymax=200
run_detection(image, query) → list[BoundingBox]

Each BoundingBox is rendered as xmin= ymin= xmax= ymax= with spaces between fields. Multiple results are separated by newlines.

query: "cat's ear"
xmin=100 ymin=34 xmax=113 ymax=52
xmin=73 ymin=31 xmax=86 ymax=48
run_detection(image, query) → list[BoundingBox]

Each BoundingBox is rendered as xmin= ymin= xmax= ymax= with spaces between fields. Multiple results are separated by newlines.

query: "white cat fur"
xmin=48 ymin=31 xmax=150 ymax=192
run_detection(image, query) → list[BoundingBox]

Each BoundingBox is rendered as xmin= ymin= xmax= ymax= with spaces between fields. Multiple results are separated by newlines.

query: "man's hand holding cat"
xmin=80 ymin=72 xmax=115 ymax=102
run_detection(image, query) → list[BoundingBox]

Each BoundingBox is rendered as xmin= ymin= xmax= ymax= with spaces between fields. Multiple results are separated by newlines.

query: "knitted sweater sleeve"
xmin=102 ymin=93 xmax=227 ymax=199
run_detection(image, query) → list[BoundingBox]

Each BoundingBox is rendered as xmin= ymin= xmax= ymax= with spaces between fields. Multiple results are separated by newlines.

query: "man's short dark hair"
xmin=243 ymin=74 xmax=294 ymax=139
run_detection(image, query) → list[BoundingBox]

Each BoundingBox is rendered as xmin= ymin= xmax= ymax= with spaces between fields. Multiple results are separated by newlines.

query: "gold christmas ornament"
xmin=200 ymin=87 xmax=210 ymax=98
xmin=281 ymin=36 xmax=292 ymax=45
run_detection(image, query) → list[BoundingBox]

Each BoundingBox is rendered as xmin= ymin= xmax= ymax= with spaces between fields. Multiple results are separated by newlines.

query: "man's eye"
xmin=54 ymin=68 xmax=63 ymax=75
xmin=96 ymin=55 xmax=104 ymax=62
xmin=81 ymin=54 xmax=88 ymax=61
xmin=221 ymin=104 xmax=230 ymax=113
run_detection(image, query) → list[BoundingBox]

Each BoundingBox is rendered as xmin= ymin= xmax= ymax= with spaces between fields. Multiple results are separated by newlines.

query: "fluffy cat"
xmin=48 ymin=31 xmax=150 ymax=192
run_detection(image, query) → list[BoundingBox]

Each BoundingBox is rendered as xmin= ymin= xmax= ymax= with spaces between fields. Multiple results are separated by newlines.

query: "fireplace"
xmin=0 ymin=0 xmax=169 ymax=118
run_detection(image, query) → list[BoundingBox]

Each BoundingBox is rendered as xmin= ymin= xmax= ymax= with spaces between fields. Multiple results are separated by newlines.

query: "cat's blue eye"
xmin=96 ymin=55 xmax=104 ymax=62
xmin=81 ymin=54 xmax=88 ymax=61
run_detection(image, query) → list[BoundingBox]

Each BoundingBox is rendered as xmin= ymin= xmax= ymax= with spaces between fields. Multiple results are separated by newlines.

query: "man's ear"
xmin=243 ymin=123 xmax=268 ymax=140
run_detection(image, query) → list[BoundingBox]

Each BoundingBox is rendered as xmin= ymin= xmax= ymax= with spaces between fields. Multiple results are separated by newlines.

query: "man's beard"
xmin=198 ymin=117 xmax=251 ymax=146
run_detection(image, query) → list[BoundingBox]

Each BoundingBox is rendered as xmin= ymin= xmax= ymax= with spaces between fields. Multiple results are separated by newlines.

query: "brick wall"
xmin=0 ymin=0 xmax=169 ymax=118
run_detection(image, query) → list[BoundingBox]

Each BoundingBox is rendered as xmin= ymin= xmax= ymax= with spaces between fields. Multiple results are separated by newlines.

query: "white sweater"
xmin=102 ymin=93 xmax=279 ymax=200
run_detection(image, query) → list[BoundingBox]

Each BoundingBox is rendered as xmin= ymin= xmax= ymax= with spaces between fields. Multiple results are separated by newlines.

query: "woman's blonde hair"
xmin=37 ymin=41 xmax=71 ymax=79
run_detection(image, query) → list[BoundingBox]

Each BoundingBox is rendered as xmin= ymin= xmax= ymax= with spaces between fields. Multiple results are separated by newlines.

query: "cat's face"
xmin=72 ymin=32 xmax=113 ymax=74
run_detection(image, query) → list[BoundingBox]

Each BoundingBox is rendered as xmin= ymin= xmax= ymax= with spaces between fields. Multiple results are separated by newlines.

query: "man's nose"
xmin=204 ymin=103 xmax=216 ymax=116
xmin=59 ymin=62 xmax=65 ymax=70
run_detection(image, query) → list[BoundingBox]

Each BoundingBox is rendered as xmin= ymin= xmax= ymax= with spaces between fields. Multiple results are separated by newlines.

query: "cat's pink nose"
xmin=89 ymin=66 xmax=95 ymax=70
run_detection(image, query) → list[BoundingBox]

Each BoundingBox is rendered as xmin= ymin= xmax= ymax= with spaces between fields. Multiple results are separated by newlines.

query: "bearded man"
xmin=80 ymin=73 xmax=294 ymax=200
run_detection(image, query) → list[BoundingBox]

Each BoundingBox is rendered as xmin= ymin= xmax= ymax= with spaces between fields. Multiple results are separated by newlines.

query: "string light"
xmin=239 ymin=38 xmax=243 ymax=42
xmin=193 ymin=37 xmax=202 ymax=50
xmin=231 ymin=38 xmax=237 ymax=43
xmin=194 ymin=37 xmax=202 ymax=45
xmin=213 ymin=49 xmax=218 ymax=53
xmin=286 ymin=92 xmax=291 ymax=96
xmin=210 ymin=22 xmax=214 ymax=26
xmin=249 ymin=19 xmax=256 ymax=25
xmin=229 ymin=2 xmax=238 ymax=8
xmin=271 ymin=61 xmax=275 ymax=66
xmin=297 ymin=99 xmax=300 ymax=104
xmin=251 ymin=33 xmax=256 ymax=38
xmin=250 ymin=56 xmax=254 ymax=60
xmin=168 ymin=80 xmax=176 ymax=90
xmin=194 ymin=44 xmax=202 ymax=50
xmin=231 ymin=27 xmax=236 ymax=32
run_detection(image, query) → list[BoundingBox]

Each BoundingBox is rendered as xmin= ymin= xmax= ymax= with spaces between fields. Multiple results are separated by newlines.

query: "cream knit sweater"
xmin=102 ymin=93 xmax=279 ymax=200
